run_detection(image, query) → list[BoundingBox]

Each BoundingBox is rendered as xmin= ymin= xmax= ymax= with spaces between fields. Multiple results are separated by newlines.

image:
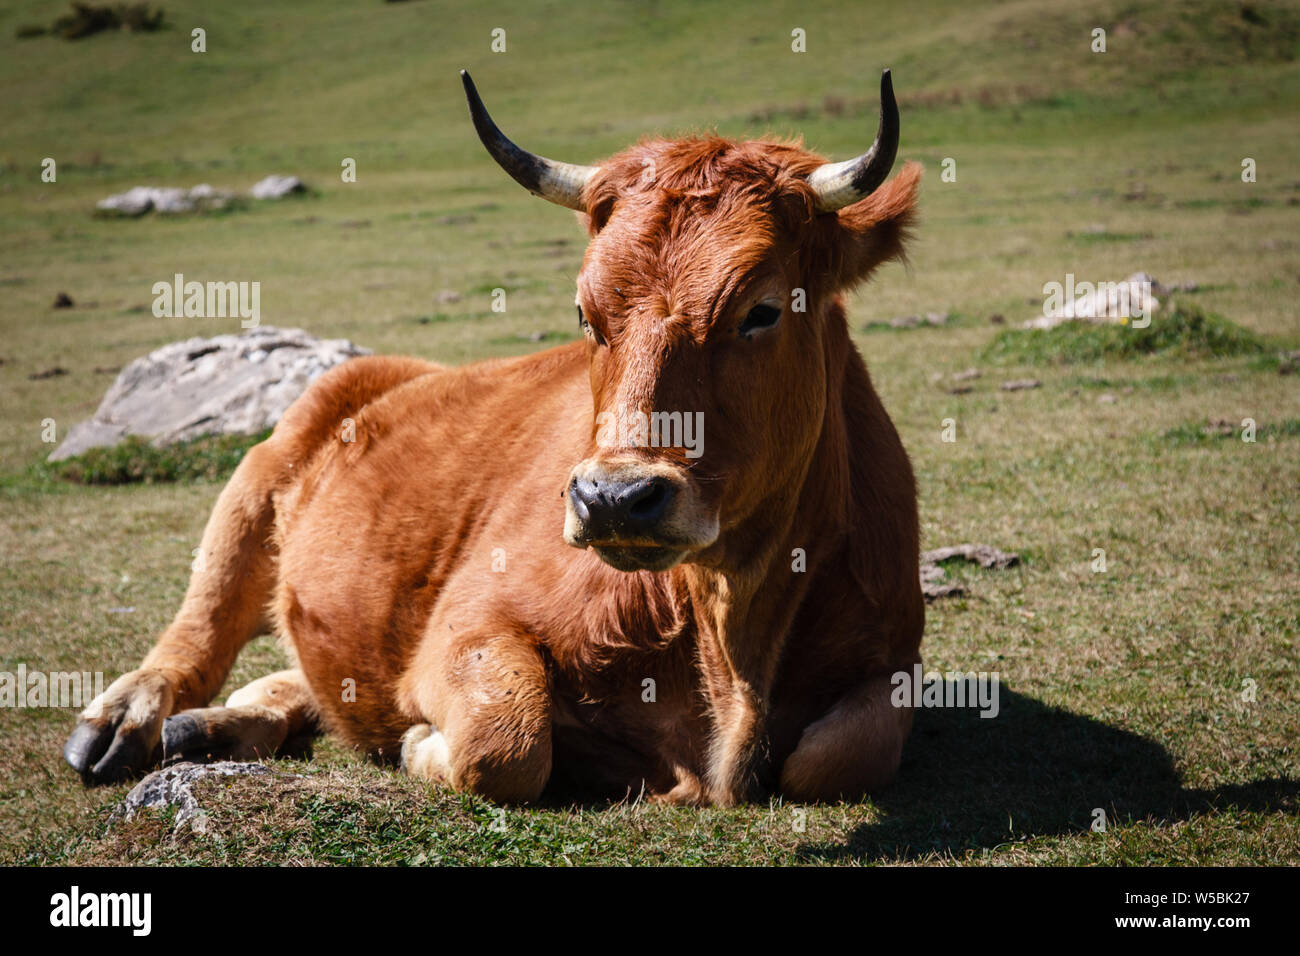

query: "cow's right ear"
xmin=832 ymin=161 xmax=921 ymax=289
xmin=581 ymin=172 xmax=620 ymax=236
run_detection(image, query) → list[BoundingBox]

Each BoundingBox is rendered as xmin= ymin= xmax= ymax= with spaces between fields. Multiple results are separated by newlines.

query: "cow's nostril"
xmin=627 ymin=478 xmax=669 ymax=519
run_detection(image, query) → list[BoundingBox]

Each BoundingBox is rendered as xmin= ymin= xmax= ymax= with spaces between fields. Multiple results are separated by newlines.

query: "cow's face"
xmin=559 ymin=142 xmax=917 ymax=571
xmin=460 ymin=71 xmax=916 ymax=572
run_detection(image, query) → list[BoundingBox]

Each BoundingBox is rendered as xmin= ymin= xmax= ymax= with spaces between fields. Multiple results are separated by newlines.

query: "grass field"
xmin=1 ymin=0 xmax=1298 ymax=865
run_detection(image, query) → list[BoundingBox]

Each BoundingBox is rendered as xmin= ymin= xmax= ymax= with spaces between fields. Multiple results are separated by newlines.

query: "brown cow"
xmin=64 ymin=70 xmax=924 ymax=806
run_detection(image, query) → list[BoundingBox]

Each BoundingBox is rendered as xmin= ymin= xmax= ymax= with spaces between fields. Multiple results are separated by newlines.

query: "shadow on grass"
xmin=796 ymin=686 xmax=1298 ymax=862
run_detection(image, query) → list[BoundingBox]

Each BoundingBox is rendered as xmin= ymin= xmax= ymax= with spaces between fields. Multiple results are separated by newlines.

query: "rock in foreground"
xmin=121 ymin=761 xmax=285 ymax=830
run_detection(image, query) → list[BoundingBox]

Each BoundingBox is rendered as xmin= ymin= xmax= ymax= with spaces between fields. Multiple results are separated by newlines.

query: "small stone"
xmin=28 ymin=366 xmax=68 ymax=380
xmin=249 ymin=175 xmax=306 ymax=200
xmin=919 ymin=544 xmax=1019 ymax=601
xmin=96 ymin=186 xmax=157 ymax=217
xmin=921 ymin=544 xmax=1020 ymax=570
xmin=150 ymin=187 xmax=195 ymax=214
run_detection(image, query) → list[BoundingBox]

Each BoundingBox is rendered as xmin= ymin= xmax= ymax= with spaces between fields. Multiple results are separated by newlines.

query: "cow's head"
xmin=462 ymin=71 xmax=919 ymax=573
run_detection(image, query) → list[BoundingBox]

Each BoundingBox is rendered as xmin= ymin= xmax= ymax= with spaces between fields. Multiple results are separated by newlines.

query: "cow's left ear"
xmin=831 ymin=161 xmax=921 ymax=288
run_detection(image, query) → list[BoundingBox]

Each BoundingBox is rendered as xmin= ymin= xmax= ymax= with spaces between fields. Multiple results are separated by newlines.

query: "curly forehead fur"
xmin=578 ymin=136 xmax=922 ymax=317
xmin=586 ymin=137 xmax=822 ymax=226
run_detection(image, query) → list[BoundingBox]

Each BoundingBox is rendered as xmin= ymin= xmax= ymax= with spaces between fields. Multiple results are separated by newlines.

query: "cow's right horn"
xmin=461 ymin=70 xmax=598 ymax=212
xmin=806 ymin=69 xmax=900 ymax=213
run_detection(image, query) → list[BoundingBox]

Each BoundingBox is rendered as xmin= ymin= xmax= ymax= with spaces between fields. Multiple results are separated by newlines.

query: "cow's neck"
xmin=678 ymin=302 xmax=858 ymax=803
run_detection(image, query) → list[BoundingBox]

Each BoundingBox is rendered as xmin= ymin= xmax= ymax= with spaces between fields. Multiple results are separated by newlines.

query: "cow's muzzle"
xmin=563 ymin=459 xmax=718 ymax=572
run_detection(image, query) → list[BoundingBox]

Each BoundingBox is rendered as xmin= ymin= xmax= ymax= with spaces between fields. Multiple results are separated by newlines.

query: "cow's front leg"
xmin=398 ymin=623 xmax=552 ymax=804
xmin=778 ymin=670 xmax=914 ymax=802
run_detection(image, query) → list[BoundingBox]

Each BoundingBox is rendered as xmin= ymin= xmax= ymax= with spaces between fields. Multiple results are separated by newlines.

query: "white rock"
xmin=48 ymin=326 xmax=370 ymax=461
xmin=149 ymin=187 xmax=195 ymax=214
xmin=1024 ymin=272 xmax=1168 ymax=329
xmin=96 ymin=186 xmax=160 ymax=217
xmin=249 ymin=174 xmax=305 ymax=200
xmin=96 ymin=183 xmax=235 ymax=216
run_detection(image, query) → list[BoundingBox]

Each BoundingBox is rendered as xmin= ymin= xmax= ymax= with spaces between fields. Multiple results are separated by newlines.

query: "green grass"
xmin=1162 ymin=417 xmax=1300 ymax=446
xmin=1 ymin=0 xmax=1298 ymax=866
xmin=982 ymin=303 xmax=1277 ymax=365
xmin=45 ymin=429 xmax=271 ymax=485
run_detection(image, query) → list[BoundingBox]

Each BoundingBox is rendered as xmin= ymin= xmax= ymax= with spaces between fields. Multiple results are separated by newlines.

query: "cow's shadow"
xmin=795 ymin=685 xmax=1298 ymax=862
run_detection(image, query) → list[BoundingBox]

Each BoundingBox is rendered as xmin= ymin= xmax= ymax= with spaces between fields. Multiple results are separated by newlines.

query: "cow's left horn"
xmin=461 ymin=70 xmax=598 ymax=212
xmin=806 ymin=69 xmax=900 ymax=213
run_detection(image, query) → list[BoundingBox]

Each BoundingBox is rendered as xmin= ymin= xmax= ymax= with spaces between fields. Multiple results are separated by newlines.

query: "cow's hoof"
xmin=63 ymin=720 xmax=114 ymax=778
xmin=64 ymin=717 xmax=160 ymax=784
xmin=401 ymin=723 xmax=453 ymax=784
xmin=649 ymin=776 xmax=711 ymax=807
xmin=64 ymin=719 xmax=160 ymax=784
xmin=161 ymin=705 xmax=291 ymax=764
xmin=161 ymin=713 xmax=209 ymax=762
xmin=399 ymin=723 xmax=432 ymax=769
xmin=63 ymin=669 xmax=173 ymax=785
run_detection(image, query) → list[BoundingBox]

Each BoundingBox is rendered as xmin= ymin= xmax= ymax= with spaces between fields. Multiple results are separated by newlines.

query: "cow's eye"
xmin=739 ymin=303 xmax=781 ymax=338
xmin=578 ymin=305 xmax=606 ymax=346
